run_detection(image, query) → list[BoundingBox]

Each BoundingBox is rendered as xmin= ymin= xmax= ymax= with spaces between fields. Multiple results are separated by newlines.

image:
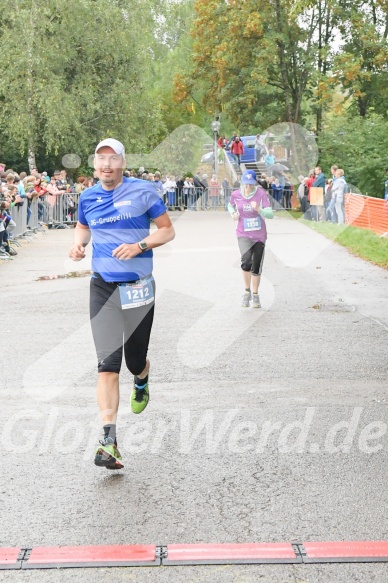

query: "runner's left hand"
xmin=112 ymin=243 xmax=142 ymax=260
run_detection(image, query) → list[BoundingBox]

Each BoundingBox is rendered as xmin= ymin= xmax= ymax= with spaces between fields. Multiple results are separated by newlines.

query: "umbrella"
xmin=201 ymin=151 xmax=214 ymax=164
xmin=268 ymin=163 xmax=289 ymax=174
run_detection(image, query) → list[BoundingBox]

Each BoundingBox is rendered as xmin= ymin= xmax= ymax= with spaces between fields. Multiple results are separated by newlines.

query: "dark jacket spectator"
xmin=312 ymin=167 xmax=325 ymax=189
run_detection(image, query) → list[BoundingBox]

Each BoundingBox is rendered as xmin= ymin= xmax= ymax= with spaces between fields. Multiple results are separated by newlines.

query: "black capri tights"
xmin=238 ymin=237 xmax=266 ymax=275
xmin=90 ymin=274 xmax=155 ymax=375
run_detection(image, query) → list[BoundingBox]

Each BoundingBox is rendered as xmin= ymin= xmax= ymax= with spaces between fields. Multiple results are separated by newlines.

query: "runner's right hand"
xmin=69 ymin=245 xmax=86 ymax=261
xmin=233 ymin=212 xmax=239 ymax=221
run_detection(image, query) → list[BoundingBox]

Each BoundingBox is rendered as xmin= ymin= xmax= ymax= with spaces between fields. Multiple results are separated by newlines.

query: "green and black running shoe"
xmin=94 ymin=437 xmax=124 ymax=470
xmin=131 ymin=382 xmax=149 ymax=414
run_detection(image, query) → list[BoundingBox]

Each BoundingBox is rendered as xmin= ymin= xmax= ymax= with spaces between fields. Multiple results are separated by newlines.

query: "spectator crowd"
xmin=296 ymin=165 xmax=348 ymax=224
xmin=0 ymin=149 xmax=354 ymax=260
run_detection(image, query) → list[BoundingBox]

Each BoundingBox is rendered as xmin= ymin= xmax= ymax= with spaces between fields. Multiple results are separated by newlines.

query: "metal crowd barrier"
xmin=9 ymin=203 xmax=28 ymax=237
xmin=4 ymin=194 xmax=70 ymax=252
xmin=162 ymin=185 xmax=298 ymax=212
xmin=6 ymin=190 xmax=81 ymax=251
xmin=8 ymin=199 xmax=45 ymax=245
xmin=29 ymin=198 xmax=39 ymax=231
xmin=11 ymin=192 xmax=81 ymax=231
xmin=163 ymin=187 xmax=232 ymax=211
xmin=199 ymin=187 xmax=228 ymax=210
xmin=36 ymin=193 xmax=80 ymax=228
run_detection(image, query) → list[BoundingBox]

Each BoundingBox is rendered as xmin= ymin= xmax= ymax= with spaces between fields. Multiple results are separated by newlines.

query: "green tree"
xmin=150 ymin=0 xmax=213 ymax=135
xmin=330 ymin=0 xmax=388 ymax=117
xmin=184 ymin=0 xmax=329 ymax=128
xmin=0 ymin=0 xmax=165 ymax=170
xmin=181 ymin=0 xmax=388 ymax=132
xmin=318 ymin=112 xmax=388 ymax=196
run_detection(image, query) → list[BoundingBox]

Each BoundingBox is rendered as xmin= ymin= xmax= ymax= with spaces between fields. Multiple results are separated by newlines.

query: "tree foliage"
xmin=181 ymin=0 xmax=337 ymax=128
xmin=0 ymin=0 xmax=165 ymax=170
xmin=1 ymin=0 xmax=388 ymax=187
xmin=178 ymin=0 xmax=388 ymax=131
xmin=330 ymin=0 xmax=388 ymax=117
xmin=318 ymin=113 xmax=388 ymax=196
xmin=150 ymin=0 xmax=218 ymax=138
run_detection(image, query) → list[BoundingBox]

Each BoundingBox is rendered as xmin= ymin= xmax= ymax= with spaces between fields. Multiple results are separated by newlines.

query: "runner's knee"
xmin=97 ymin=355 xmax=121 ymax=374
xmin=241 ymin=258 xmax=253 ymax=272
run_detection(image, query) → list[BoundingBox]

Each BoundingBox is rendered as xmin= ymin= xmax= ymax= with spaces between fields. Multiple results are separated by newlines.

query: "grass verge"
xmin=276 ymin=210 xmax=388 ymax=268
xmin=303 ymin=222 xmax=388 ymax=268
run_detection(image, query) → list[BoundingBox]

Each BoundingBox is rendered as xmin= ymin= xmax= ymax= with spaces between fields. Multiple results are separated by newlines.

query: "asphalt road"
xmin=0 ymin=212 xmax=387 ymax=582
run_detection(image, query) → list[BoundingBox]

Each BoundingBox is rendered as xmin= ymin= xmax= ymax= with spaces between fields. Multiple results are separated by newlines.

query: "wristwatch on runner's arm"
xmin=138 ymin=240 xmax=148 ymax=252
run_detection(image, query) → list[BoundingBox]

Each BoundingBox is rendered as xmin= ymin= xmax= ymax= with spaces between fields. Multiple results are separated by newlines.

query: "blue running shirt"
xmin=78 ymin=177 xmax=167 ymax=282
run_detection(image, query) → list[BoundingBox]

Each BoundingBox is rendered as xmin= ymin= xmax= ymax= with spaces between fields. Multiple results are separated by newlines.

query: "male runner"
xmin=69 ymin=138 xmax=175 ymax=469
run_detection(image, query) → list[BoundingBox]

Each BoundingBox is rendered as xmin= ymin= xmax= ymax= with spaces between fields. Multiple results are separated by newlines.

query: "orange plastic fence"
xmin=345 ymin=193 xmax=388 ymax=236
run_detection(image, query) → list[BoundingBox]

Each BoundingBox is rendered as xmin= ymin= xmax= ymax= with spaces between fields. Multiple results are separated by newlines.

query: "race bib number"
xmin=119 ymin=276 xmax=154 ymax=310
xmin=244 ymin=216 xmax=261 ymax=231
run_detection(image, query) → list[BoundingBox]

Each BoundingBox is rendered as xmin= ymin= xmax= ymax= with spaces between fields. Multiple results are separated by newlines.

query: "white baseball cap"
xmin=95 ymin=138 xmax=125 ymax=157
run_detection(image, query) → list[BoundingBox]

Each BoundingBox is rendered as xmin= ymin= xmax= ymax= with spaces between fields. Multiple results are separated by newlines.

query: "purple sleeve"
xmin=260 ymin=189 xmax=271 ymax=208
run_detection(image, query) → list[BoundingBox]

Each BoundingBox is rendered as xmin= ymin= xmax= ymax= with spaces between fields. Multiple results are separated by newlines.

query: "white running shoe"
xmin=242 ymin=291 xmax=251 ymax=308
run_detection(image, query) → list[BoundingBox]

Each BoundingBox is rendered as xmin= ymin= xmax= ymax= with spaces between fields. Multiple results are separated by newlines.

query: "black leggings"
xmin=238 ymin=238 xmax=265 ymax=275
xmin=90 ymin=274 xmax=155 ymax=375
